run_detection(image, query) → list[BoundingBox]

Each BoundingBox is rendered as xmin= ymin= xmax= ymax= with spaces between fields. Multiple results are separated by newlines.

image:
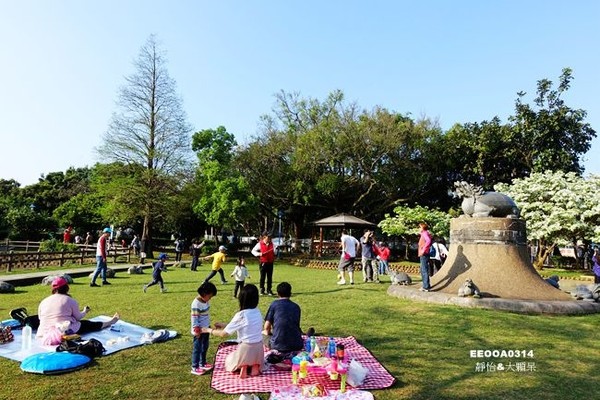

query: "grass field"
xmin=1 ymin=260 xmax=599 ymax=400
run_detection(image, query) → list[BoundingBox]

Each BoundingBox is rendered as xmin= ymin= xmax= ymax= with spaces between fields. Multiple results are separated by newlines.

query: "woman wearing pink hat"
xmin=36 ymin=276 xmax=120 ymax=338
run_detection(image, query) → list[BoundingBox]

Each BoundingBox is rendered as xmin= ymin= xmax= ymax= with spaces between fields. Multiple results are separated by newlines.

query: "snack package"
xmin=301 ymin=384 xmax=327 ymax=397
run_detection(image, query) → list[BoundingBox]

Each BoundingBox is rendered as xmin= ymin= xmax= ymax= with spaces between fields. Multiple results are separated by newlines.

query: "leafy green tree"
xmin=237 ymin=90 xmax=442 ymax=237
xmin=52 ymin=192 xmax=104 ymax=236
xmin=96 ymin=35 xmax=192 ymax=253
xmin=378 ymin=204 xmax=451 ymax=259
xmin=5 ymin=205 xmax=54 ymax=240
xmin=192 ymin=126 xmax=258 ymax=236
xmin=496 ymin=171 xmax=600 ymax=269
xmin=437 ymin=69 xmax=596 ymax=193
xmin=0 ymin=179 xmax=22 ymax=238
xmin=441 ymin=118 xmax=522 ymax=188
xmin=509 ymin=68 xmax=596 ymax=175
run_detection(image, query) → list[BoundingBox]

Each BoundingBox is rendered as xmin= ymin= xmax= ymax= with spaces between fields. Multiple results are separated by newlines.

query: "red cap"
xmin=51 ymin=277 xmax=68 ymax=290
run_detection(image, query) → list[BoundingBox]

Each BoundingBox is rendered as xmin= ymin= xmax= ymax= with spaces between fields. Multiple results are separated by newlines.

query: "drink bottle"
xmin=22 ymin=324 xmax=32 ymax=351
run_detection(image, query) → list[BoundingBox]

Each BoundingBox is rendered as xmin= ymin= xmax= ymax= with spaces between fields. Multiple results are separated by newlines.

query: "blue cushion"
xmin=21 ymin=352 xmax=92 ymax=375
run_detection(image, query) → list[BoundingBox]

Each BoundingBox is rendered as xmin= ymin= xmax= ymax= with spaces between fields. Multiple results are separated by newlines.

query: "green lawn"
xmin=1 ymin=261 xmax=598 ymax=400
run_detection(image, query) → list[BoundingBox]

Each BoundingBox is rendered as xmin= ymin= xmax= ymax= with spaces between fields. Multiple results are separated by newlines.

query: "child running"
xmin=203 ymin=245 xmax=228 ymax=284
xmin=190 ymin=281 xmax=218 ymax=375
xmin=231 ymin=256 xmax=250 ymax=298
xmin=143 ymin=253 xmax=168 ymax=293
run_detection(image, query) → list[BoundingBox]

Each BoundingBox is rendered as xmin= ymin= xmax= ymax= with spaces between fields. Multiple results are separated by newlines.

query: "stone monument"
xmin=388 ymin=182 xmax=600 ymax=314
xmin=429 ymin=182 xmax=571 ymax=301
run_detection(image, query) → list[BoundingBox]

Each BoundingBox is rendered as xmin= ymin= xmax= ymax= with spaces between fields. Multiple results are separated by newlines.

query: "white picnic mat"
xmin=0 ymin=315 xmax=176 ymax=362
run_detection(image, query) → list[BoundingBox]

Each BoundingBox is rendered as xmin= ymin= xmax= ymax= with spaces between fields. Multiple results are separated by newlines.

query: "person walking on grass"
xmin=337 ymin=229 xmax=360 ymax=285
xmin=143 ymin=253 xmax=169 ymax=293
xmin=231 ymin=256 xmax=250 ymax=298
xmin=189 ymin=239 xmax=206 ymax=271
xmin=91 ymin=227 xmax=112 ymax=287
xmin=190 ymin=281 xmax=218 ymax=375
xmin=203 ymin=245 xmax=228 ymax=284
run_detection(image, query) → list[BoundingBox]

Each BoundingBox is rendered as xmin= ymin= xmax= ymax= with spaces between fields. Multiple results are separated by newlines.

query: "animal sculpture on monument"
xmin=454 ymin=181 xmax=520 ymax=218
xmin=390 ymin=270 xmax=412 ymax=286
xmin=570 ymin=285 xmax=594 ymax=301
xmin=545 ymin=275 xmax=560 ymax=289
xmin=458 ymin=278 xmax=482 ymax=298
xmin=592 ymin=284 xmax=600 ymax=302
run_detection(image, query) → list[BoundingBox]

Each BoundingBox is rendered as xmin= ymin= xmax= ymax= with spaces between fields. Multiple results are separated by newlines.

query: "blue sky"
xmin=1 ymin=1 xmax=598 ymax=186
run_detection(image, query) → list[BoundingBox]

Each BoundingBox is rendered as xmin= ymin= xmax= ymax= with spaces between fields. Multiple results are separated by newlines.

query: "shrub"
xmin=39 ymin=239 xmax=79 ymax=252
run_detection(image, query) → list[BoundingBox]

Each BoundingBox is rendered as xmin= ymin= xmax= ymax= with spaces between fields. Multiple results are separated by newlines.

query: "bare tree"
xmin=97 ymin=35 xmax=192 ymax=254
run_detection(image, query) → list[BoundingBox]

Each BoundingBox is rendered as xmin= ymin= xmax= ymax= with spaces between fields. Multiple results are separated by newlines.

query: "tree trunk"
xmin=534 ymin=242 xmax=555 ymax=271
xmin=142 ymin=213 xmax=153 ymax=259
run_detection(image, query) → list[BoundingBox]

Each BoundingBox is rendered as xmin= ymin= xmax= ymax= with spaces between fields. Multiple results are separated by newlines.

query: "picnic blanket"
xmin=0 ymin=315 xmax=176 ymax=362
xmin=211 ymin=336 xmax=395 ymax=395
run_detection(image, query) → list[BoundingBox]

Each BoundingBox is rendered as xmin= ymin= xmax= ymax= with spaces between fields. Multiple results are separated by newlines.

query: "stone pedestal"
xmin=430 ymin=217 xmax=572 ymax=301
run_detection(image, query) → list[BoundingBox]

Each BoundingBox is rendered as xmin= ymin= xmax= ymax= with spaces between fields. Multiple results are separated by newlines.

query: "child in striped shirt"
xmin=190 ymin=281 xmax=218 ymax=375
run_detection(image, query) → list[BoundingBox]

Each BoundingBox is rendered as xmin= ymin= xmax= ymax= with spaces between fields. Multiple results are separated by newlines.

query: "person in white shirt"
xmin=204 ymin=284 xmax=264 ymax=378
xmin=337 ymin=229 xmax=360 ymax=285
xmin=429 ymin=239 xmax=449 ymax=276
xmin=231 ymin=256 xmax=250 ymax=298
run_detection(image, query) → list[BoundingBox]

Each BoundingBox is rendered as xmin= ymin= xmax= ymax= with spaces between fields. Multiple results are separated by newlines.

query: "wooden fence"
xmin=0 ymin=239 xmax=42 ymax=253
xmin=0 ymin=247 xmax=132 ymax=272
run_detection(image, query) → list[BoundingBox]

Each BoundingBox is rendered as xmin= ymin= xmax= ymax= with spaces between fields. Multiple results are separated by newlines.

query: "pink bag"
xmin=42 ymin=326 xmax=64 ymax=346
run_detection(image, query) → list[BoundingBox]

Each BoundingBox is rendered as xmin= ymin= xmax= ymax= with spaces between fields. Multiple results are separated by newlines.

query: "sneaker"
xmin=337 ymin=280 xmax=346 ymax=285
xmin=160 ymin=287 xmax=167 ymax=293
xmin=221 ymin=280 xmax=228 ymax=284
xmin=267 ymin=291 xmax=274 ymax=296
xmin=260 ymin=290 xmax=267 ymax=295
xmin=143 ymin=285 xmax=147 ymax=293
xmin=200 ymin=363 xmax=213 ymax=372
xmin=350 ymin=281 xmax=355 ymax=285
xmin=102 ymin=281 xmax=111 ymax=285
xmin=190 ymin=367 xmax=207 ymax=376
xmin=419 ymin=287 xmax=430 ymax=292
xmin=90 ymin=282 xmax=100 ymax=287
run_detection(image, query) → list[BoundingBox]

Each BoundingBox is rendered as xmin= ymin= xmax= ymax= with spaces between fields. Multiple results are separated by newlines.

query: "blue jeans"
xmin=420 ymin=255 xmax=430 ymax=289
xmin=192 ymin=333 xmax=210 ymax=368
xmin=379 ymin=260 xmax=389 ymax=274
xmin=92 ymin=256 xmax=107 ymax=283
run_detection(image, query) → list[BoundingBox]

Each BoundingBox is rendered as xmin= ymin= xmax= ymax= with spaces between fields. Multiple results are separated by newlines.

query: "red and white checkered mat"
xmin=210 ymin=336 xmax=395 ymax=394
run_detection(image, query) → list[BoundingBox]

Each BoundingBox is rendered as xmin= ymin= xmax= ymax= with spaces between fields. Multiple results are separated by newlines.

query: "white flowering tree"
xmin=378 ymin=204 xmax=451 ymax=259
xmin=496 ymin=171 xmax=600 ymax=269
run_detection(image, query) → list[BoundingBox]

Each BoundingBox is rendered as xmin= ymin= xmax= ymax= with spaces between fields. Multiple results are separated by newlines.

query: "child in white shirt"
xmin=231 ymin=256 xmax=250 ymax=298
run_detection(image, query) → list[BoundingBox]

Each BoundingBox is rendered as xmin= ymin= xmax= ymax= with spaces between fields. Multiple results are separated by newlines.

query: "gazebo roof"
xmin=312 ymin=213 xmax=376 ymax=228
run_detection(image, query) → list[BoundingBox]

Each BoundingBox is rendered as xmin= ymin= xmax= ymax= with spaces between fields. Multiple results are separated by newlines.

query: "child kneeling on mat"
xmin=204 ymin=284 xmax=263 ymax=378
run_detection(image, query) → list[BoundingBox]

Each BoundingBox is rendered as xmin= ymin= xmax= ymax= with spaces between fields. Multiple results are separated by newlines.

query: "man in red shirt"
xmin=251 ymin=232 xmax=276 ymax=296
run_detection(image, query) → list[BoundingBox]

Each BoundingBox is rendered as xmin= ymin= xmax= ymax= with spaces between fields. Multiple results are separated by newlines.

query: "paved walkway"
xmin=0 ymin=262 xmax=177 ymax=287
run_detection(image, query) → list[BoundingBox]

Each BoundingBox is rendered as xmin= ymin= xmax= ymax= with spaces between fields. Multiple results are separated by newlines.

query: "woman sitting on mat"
xmin=36 ymin=277 xmax=120 ymax=338
xmin=204 ymin=284 xmax=263 ymax=378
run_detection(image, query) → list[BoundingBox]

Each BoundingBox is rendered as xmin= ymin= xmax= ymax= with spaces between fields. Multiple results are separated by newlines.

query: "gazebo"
xmin=311 ymin=213 xmax=377 ymax=257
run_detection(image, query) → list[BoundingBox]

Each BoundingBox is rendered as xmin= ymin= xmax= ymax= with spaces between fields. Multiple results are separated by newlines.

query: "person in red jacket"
xmin=375 ymin=241 xmax=391 ymax=276
xmin=251 ymin=232 xmax=276 ymax=296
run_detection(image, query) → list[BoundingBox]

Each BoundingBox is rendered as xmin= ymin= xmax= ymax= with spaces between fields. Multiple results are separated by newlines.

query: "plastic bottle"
xmin=21 ymin=324 xmax=32 ymax=351
xmin=305 ymin=336 xmax=312 ymax=353
xmin=328 ymin=337 xmax=336 ymax=358
xmin=336 ymin=343 xmax=345 ymax=360
xmin=310 ymin=336 xmax=317 ymax=356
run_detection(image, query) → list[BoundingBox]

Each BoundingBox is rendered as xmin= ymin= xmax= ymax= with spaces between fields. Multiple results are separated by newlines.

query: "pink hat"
xmin=51 ymin=277 xmax=68 ymax=290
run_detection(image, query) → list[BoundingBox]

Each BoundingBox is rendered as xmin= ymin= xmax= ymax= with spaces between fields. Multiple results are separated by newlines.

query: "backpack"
xmin=57 ymin=338 xmax=106 ymax=358
xmin=429 ymin=244 xmax=437 ymax=258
